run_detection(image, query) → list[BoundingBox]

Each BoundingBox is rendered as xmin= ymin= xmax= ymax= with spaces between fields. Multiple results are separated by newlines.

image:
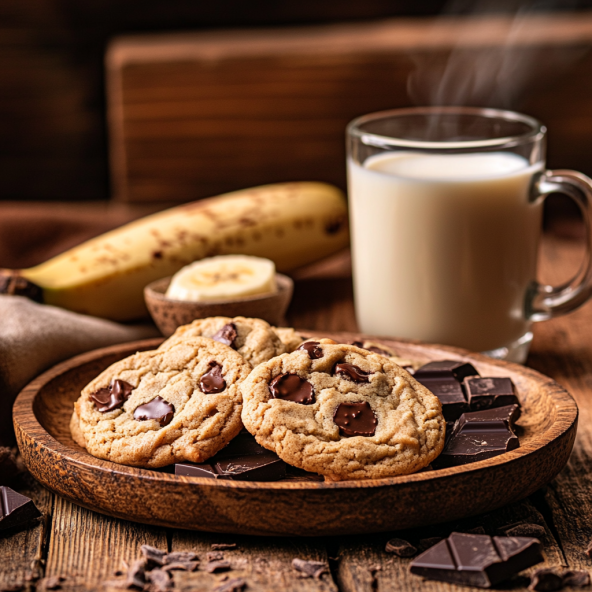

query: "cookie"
xmin=160 ymin=316 xmax=285 ymax=367
xmin=241 ymin=343 xmax=445 ymax=480
xmin=272 ymin=327 xmax=304 ymax=352
xmin=74 ymin=337 xmax=251 ymax=468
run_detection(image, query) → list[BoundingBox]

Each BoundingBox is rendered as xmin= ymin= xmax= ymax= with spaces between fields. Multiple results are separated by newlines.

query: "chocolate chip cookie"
xmin=160 ymin=316 xmax=285 ymax=367
xmin=240 ymin=343 xmax=445 ymax=480
xmin=74 ymin=337 xmax=251 ymax=468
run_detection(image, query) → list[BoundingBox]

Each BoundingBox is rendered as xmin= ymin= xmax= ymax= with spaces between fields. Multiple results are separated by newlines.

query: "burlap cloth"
xmin=0 ymin=295 xmax=159 ymax=446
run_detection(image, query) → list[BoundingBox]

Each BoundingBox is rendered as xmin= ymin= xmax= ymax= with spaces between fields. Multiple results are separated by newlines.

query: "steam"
xmin=407 ymin=0 xmax=583 ymax=108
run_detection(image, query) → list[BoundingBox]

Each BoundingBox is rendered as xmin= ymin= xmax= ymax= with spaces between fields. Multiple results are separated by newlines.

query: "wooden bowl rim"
xmin=13 ymin=333 xmax=578 ymax=493
xmin=144 ymin=273 xmax=293 ymax=306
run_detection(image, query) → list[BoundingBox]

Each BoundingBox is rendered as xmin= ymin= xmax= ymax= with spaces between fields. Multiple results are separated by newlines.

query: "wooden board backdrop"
xmin=107 ymin=13 xmax=592 ymax=202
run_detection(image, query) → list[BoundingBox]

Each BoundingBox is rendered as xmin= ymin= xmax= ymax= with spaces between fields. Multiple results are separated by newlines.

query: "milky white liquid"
xmin=347 ymin=151 xmax=543 ymax=352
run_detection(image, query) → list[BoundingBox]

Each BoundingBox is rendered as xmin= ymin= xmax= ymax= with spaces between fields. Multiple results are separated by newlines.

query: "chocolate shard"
xmin=175 ymin=462 xmax=218 ymax=479
xmin=414 ymin=360 xmax=479 ymax=382
xmin=146 ymin=569 xmax=172 ymax=592
xmin=133 ymin=396 xmax=175 ymax=427
xmin=215 ymin=430 xmax=268 ymax=459
xmin=215 ymin=452 xmax=287 ymax=481
xmin=385 ymin=538 xmax=417 ymax=557
xmin=164 ymin=551 xmax=198 ymax=564
xmin=0 ymin=486 xmax=41 ymax=531
xmin=212 ymin=578 xmax=246 ymax=592
xmin=529 ymin=568 xmax=564 ymax=591
xmin=410 ymin=533 xmax=542 ymax=588
xmin=333 ymin=362 xmax=372 ymax=383
xmin=200 ymin=361 xmax=226 ymax=394
xmin=205 ymin=560 xmax=231 ymax=573
xmin=464 ymin=376 xmax=519 ymax=411
xmin=292 ymin=558 xmax=328 ymax=579
xmin=562 ymin=570 xmax=591 ymax=588
xmin=126 ymin=559 xmax=147 ymax=589
xmin=297 ymin=341 xmax=324 ymax=359
xmin=212 ymin=323 xmax=238 ymax=348
xmin=269 ymin=373 xmax=314 ymax=405
xmin=333 ymin=402 xmax=378 ymax=437
xmin=433 ymin=407 xmax=519 ymax=469
xmin=140 ymin=545 xmax=167 ymax=566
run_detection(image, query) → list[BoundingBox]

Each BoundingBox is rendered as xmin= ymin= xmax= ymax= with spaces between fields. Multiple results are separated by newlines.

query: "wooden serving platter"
xmin=13 ymin=333 xmax=577 ymax=537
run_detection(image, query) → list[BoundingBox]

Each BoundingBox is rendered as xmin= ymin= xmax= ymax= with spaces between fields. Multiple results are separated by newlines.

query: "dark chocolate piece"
xmin=212 ymin=578 xmax=246 ymax=592
xmin=0 ymin=486 xmax=41 ymax=531
xmin=562 ymin=570 xmax=591 ymax=588
xmin=334 ymin=363 xmax=372 ymax=383
xmin=90 ymin=379 xmax=134 ymax=413
xmin=134 ymin=396 xmax=175 ymax=427
xmin=365 ymin=345 xmax=393 ymax=357
xmin=292 ymin=558 xmax=328 ymax=579
xmin=529 ymin=568 xmax=564 ymax=591
xmin=205 ymin=560 xmax=231 ymax=573
xmin=414 ymin=360 xmax=479 ymax=382
xmin=433 ymin=407 xmax=519 ymax=468
xmin=215 ymin=430 xmax=268 ymax=459
xmin=212 ymin=323 xmax=238 ymax=348
xmin=333 ymin=402 xmax=378 ymax=437
xmin=410 ymin=533 xmax=543 ymax=588
xmin=141 ymin=544 xmax=166 ymax=566
xmin=385 ymin=538 xmax=417 ymax=557
xmin=146 ymin=569 xmax=172 ymax=592
xmin=175 ymin=462 xmax=218 ymax=479
xmin=464 ymin=377 xmax=519 ymax=411
xmin=269 ymin=373 xmax=314 ymax=404
xmin=200 ymin=361 xmax=226 ymax=394
xmin=297 ymin=341 xmax=324 ymax=359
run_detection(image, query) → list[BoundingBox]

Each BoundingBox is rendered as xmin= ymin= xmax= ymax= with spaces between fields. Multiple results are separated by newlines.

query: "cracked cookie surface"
xmin=74 ymin=337 xmax=251 ymax=468
xmin=160 ymin=316 xmax=285 ymax=367
xmin=241 ymin=343 xmax=445 ymax=480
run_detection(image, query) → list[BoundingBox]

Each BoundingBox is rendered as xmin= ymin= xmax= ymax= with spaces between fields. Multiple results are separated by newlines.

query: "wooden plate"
xmin=13 ymin=332 xmax=577 ymax=536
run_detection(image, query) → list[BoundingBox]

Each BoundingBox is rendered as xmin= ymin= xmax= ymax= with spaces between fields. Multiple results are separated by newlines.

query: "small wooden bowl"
xmin=144 ymin=274 xmax=293 ymax=336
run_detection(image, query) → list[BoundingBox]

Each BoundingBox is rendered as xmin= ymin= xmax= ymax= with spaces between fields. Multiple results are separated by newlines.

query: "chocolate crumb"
xmin=164 ymin=551 xmax=197 ymax=564
xmin=562 ymin=570 xmax=591 ymax=588
xmin=502 ymin=523 xmax=546 ymax=538
xmin=206 ymin=561 xmax=232 ymax=573
xmin=417 ymin=537 xmax=444 ymax=552
xmin=146 ymin=569 xmax=172 ymax=592
xmin=141 ymin=545 xmax=167 ymax=566
xmin=211 ymin=543 xmax=237 ymax=551
xmin=385 ymin=538 xmax=417 ymax=557
xmin=212 ymin=578 xmax=246 ymax=592
xmin=529 ymin=569 xmax=564 ymax=592
xmin=208 ymin=551 xmax=225 ymax=562
xmin=292 ymin=558 xmax=328 ymax=579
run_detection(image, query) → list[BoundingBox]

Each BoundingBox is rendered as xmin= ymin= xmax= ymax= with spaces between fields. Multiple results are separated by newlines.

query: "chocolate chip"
xmin=141 ymin=545 xmax=167 ymax=566
xmin=90 ymin=379 xmax=134 ymax=413
xmin=333 ymin=402 xmax=377 ymax=437
xmin=529 ymin=568 xmax=564 ymax=591
xmin=133 ymin=397 xmax=175 ymax=427
xmin=269 ymin=373 xmax=314 ymax=405
xmin=212 ymin=323 xmax=238 ymax=348
xmin=0 ymin=486 xmax=41 ymax=531
xmin=297 ymin=341 xmax=323 ymax=359
xmin=292 ymin=558 xmax=328 ymax=579
xmin=502 ymin=523 xmax=546 ymax=538
xmin=208 ymin=551 xmax=225 ymax=562
xmin=206 ymin=560 xmax=231 ymax=573
xmin=334 ymin=363 xmax=372 ymax=383
xmin=212 ymin=578 xmax=246 ymax=592
xmin=562 ymin=570 xmax=590 ymax=588
xmin=200 ymin=361 xmax=226 ymax=394
xmin=385 ymin=538 xmax=417 ymax=557
xmin=211 ymin=543 xmax=238 ymax=551
xmin=348 ymin=341 xmax=364 ymax=347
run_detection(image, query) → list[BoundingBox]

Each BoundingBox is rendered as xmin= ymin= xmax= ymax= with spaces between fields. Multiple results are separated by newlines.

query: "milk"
xmin=347 ymin=151 xmax=543 ymax=352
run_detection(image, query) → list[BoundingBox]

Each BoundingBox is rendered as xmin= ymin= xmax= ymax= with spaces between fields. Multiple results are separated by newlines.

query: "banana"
xmin=2 ymin=182 xmax=349 ymax=321
xmin=166 ymin=255 xmax=276 ymax=302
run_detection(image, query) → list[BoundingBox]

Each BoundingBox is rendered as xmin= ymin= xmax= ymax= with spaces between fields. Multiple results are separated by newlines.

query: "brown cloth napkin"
xmin=0 ymin=295 xmax=159 ymax=445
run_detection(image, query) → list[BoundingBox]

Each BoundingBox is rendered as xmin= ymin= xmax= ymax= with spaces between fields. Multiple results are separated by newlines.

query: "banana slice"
xmin=166 ymin=255 xmax=277 ymax=302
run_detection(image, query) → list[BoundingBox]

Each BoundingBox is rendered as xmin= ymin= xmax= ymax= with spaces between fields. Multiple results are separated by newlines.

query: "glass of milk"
xmin=347 ymin=107 xmax=592 ymax=363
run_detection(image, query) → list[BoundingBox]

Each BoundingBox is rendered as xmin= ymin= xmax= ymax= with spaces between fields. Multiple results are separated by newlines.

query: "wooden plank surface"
xmin=3 ymin=228 xmax=592 ymax=591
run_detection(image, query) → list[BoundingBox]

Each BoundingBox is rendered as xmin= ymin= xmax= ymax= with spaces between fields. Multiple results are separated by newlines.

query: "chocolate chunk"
xmin=562 ymin=570 xmax=591 ymax=588
xmin=414 ymin=360 xmax=479 ymax=382
xmin=334 ymin=363 xmax=372 ymax=383
xmin=349 ymin=340 xmax=364 ymax=347
xmin=292 ymin=558 xmax=328 ymax=579
xmin=146 ymin=569 xmax=172 ymax=592
xmin=333 ymin=402 xmax=378 ymax=437
xmin=211 ymin=543 xmax=238 ymax=551
xmin=297 ymin=341 xmax=324 ymax=359
xmin=141 ymin=545 xmax=167 ymax=566
xmin=216 ymin=430 xmax=268 ymax=459
xmin=200 ymin=361 xmax=226 ymax=394
xmin=269 ymin=373 xmax=314 ymax=404
xmin=165 ymin=551 xmax=198 ymax=563
xmin=212 ymin=323 xmax=238 ymax=348
xmin=212 ymin=578 xmax=246 ymax=592
xmin=206 ymin=560 xmax=231 ymax=573
xmin=175 ymin=462 xmax=218 ymax=478
xmin=433 ymin=407 xmax=519 ymax=468
xmin=90 ymin=379 xmax=134 ymax=413
xmin=134 ymin=396 xmax=175 ymax=427
xmin=529 ymin=568 xmax=564 ymax=591
xmin=0 ymin=486 xmax=41 ymax=531
xmin=464 ymin=377 xmax=519 ymax=411
xmin=385 ymin=538 xmax=417 ymax=557
xmin=501 ymin=523 xmax=546 ymax=539
xmin=410 ymin=533 xmax=543 ymax=588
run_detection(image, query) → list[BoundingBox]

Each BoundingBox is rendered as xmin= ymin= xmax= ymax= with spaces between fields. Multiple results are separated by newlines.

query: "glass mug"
xmin=346 ymin=107 xmax=592 ymax=363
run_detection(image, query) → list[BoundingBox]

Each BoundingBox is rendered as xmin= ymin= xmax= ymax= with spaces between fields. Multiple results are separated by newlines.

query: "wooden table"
xmin=2 ymin=227 xmax=592 ymax=592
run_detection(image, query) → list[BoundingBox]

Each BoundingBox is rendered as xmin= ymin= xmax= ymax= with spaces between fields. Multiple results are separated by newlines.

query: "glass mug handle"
xmin=528 ymin=170 xmax=592 ymax=321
